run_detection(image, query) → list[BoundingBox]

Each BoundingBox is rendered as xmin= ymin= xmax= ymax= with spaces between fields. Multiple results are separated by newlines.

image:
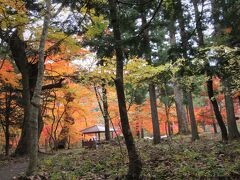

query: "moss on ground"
xmin=37 ymin=134 xmax=240 ymax=179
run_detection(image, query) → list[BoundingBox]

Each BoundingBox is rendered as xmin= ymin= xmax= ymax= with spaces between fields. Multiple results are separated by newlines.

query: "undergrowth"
xmin=37 ymin=134 xmax=240 ymax=179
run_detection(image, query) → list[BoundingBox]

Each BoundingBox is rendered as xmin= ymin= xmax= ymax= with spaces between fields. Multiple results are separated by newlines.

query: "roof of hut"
xmin=80 ymin=124 xmax=114 ymax=134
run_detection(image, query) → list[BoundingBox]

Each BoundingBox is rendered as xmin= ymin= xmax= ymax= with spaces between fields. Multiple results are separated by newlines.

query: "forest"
xmin=0 ymin=0 xmax=240 ymax=179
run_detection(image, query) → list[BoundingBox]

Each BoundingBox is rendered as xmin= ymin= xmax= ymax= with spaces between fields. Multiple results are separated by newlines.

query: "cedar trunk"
xmin=108 ymin=0 xmax=142 ymax=178
xmin=207 ymin=78 xmax=228 ymax=141
xmin=192 ymin=0 xmax=221 ymax=137
xmin=173 ymin=84 xmax=189 ymax=134
xmin=140 ymin=3 xmax=161 ymax=144
xmin=186 ymin=92 xmax=199 ymax=141
xmin=223 ymin=80 xmax=240 ymax=139
xmin=168 ymin=16 xmax=189 ymax=135
xmin=102 ymin=83 xmax=111 ymax=140
xmin=209 ymin=102 xmax=218 ymax=133
xmin=149 ymin=84 xmax=161 ymax=143
xmin=177 ymin=0 xmax=197 ymax=137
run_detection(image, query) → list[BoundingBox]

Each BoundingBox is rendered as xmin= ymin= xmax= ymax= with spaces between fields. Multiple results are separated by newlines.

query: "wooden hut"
xmin=80 ymin=125 xmax=114 ymax=148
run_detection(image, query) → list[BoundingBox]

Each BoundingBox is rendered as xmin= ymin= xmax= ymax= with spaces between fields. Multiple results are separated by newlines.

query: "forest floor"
xmin=1 ymin=132 xmax=240 ymax=179
xmin=0 ymin=156 xmax=28 ymax=180
xmin=37 ymin=133 xmax=240 ymax=179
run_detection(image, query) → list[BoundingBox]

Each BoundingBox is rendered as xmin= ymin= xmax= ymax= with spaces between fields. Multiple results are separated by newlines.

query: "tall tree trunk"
xmin=168 ymin=13 xmax=189 ymax=135
xmin=186 ymin=105 xmax=190 ymax=124
xmin=238 ymin=96 xmax=240 ymax=107
xmin=223 ymin=80 xmax=240 ymax=139
xmin=108 ymin=0 xmax=142 ymax=178
xmin=211 ymin=0 xmax=221 ymax=35
xmin=26 ymin=1 xmax=50 ymax=175
xmin=211 ymin=0 xmax=229 ymax=140
xmin=187 ymin=92 xmax=199 ymax=141
xmin=193 ymin=0 xmax=228 ymax=141
xmin=192 ymin=0 xmax=204 ymax=47
xmin=102 ymin=82 xmax=110 ymax=140
xmin=141 ymin=127 xmax=144 ymax=138
xmin=4 ymin=91 xmax=11 ymax=156
xmin=15 ymin=81 xmax=44 ymax=155
xmin=95 ymin=59 xmax=111 ymax=141
xmin=38 ymin=108 xmax=44 ymax=138
xmin=164 ymin=102 xmax=172 ymax=137
xmin=173 ymin=84 xmax=189 ymax=134
xmin=177 ymin=0 xmax=197 ymax=137
xmin=209 ymin=100 xmax=218 ymax=133
xmin=149 ymin=84 xmax=161 ymax=143
xmin=5 ymin=124 xmax=10 ymax=156
xmin=162 ymin=85 xmax=173 ymax=137
xmin=9 ymin=31 xmax=32 ymax=156
xmin=4 ymin=90 xmax=14 ymax=156
xmin=14 ymin=77 xmax=31 ymax=156
xmin=94 ymin=84 xmax=110 ymax=141
xmin=207 ymin=78 xmax=228 ymax=141
xmin=212 ymin=115 xmax=218 ymax=134
xmin=140 ymin=2 xmax=161 ymax=144
xmin=8 ymin=27 xmax=48 ymax=157
xmin=212 ymin=118 xmax=218 ymax=134
xmin=192 ymin=0 xmax=220 ymax=134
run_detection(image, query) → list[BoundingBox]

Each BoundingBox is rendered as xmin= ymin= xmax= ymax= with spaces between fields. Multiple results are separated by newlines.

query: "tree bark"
xmin=148 ymin=84 xmax=161 ymax=143
xmin=15 ymin=78 xmax=44 ymax=155
xmin=211 ymin=0 xmax=221 ymax=35
xmin=209 ymin=101 xmax=218 ymax=133
xmin=223 ymin=80 xmax=240 ymax=139
xmin=207 ymin=78 xmax=228 ymax=141
xmin=173 ymin=84 xmax=189 ymax=134
xmin=108 ymin=0 xmax=142 ymax=178
xmin=26 ymin=0 xmax=51 ymax=175
xmin=94 ymin=84 xmax=110 ymax=141
xmin=187 ymin=92 xmax=199 ymax=141
xmin=38 ymin=108 xmax=44 ymax=138
xmin=168 ymin=12 xmax=189 ymax=135
xmin=140 ymin=1 xmax=161 ymax=144
xmin=5 ymin=124 xmax=10 ymax=156
xmin=94 ymin=59 xmax=111 ymax=141
xmin=192 ymin=0 xmax=225 ymax=138
xmin=102 ymin=82 xmax=111 ymax=140
xmin=186 ymin=105 xmax=192 ymax=124
xmin=4 ymin=91 xmax=12 ymax=156
xmin=238 ymin=96 xmax=240 ymax=107
xmin=9 ymin=30 xmax=32 ymax=156
xmin=177 ymin=0 xmax=196 ymax=137
xmin=8 ymin=20 xmax=63 ymax=157
xmin=193 ymin=0 xmax=228 ymax=141
xmin=192 ymin=0 xmax=204 ymax=46
xmin=164 ymin=102 xmax=172 ymax=137
xmin=212 ymin=118 xmax=218 ymax=134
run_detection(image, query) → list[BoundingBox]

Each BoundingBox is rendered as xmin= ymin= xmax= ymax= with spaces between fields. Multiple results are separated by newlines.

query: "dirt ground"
xmin=0 ymin=157 xmax=28 ymax=180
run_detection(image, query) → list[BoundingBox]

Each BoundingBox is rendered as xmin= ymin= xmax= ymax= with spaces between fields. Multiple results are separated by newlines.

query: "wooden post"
xmin=45 ymin=138 xmax=48 ymax=152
